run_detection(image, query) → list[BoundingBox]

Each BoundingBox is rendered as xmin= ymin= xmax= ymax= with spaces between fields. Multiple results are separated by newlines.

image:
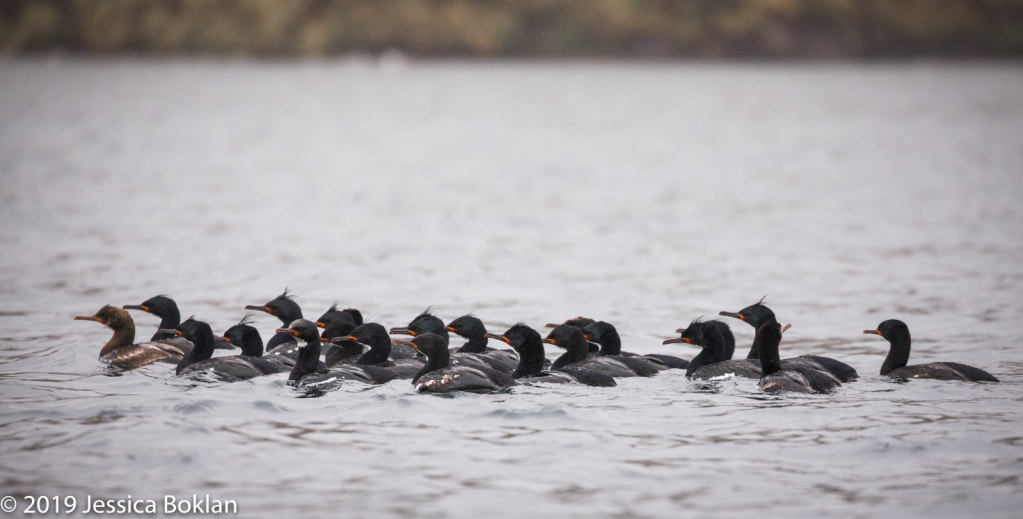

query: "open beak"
xmin=246 ymin=305 xmax=274 ymax=315
xmin=74 ymin=316 xmax=106 ymax=324
xmin=484 ymin=332 xmax=509 ymax=345
xmin=331 ymin=336 xmax=357 ymax=344
xmin=863 ymin=330 xmax=882 ymax=336
xmin=662 ymin=337 xmax=693 ymax=345
xmin=158 ymin=328 xmax=183 ymax=337
xmin=719 ymin=311 xmax=744 ymax=321
xmin=275 ymin=328 xmax=299 ymax=336
xmin=389 ymin=327 xmax=414 ymax=336
xmin=123 ymin=305 xmax=149 ymax=312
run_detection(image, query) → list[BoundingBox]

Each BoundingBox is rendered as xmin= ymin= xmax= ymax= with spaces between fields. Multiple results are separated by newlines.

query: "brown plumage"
xmin=75 ymin=305 xmax=189 ymax=369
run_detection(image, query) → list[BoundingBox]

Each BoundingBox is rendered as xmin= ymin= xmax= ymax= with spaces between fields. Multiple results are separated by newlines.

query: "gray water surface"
xmin=1 ymin=60 xmax=1022 ymax=518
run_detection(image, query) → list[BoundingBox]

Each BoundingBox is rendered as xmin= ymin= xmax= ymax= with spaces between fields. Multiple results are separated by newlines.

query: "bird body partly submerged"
xmin=486 ymin=324 xmax=616 ymax=387
xmin=756 ymin=320 xmax=841 ymax=394
xmin=292 ymin=322 xmax=424 ymax=386
xmin=546 ymin=325 xmax=652 ymax=378
xmin=582 ymin=321 xmax=680 ymax=375
xmin=720 ymin=301 xmax=858 ymax=382
xmin=398 ymin=333 xmax=515 ymax=393
xmin=865 ymin=320 xmax=998 ymax=382
xmin=76 ymin=306 xmax=189 ymax=369
xmin=170 ymin=318 xmax=293 ymax=382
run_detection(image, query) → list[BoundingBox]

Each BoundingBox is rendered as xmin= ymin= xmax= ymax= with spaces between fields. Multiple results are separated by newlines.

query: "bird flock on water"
xmin=73 ymin=290 xmax=999 ymax=394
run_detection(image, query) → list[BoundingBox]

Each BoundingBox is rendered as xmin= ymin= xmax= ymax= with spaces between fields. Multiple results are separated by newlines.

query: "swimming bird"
xmin=290 ymin=322 xmax=422 ymax=386
xmin=123 ymin=295 xmax=182 ymax=341
xmin=864 ymin=319 xmax=998 ymax=382
xmin=217 ymin=315 xmax=295 ymax=373
xmin=486 ymin=324 xmax=616 ymax=387
xmin=399 ymin=333 xmax=515 ymax=393
xmin=668 ymin=320 xmax=736 ymax=361
xmin=545 ymin=317 xmax=600 ymax=356
xmin=326 ymin=323 xmax=423 ymax=381
xmin=545 ymin=325 xmax=648 ymax=377
xmin=124 ymin=295 xmax=232 ymax=350
xmin=757 ymin=320 xmax=841 ymax=393
xmin=315 ymin=303 xmax=363 ymax=329
xmin=446 ymin=314 xmax=521 ymax=372
xmin=391 ymin=310 xmax=513 ymax=374
xmin=583 ymin=321 xmax=687 ymax=370
xmin=666 ymin=320 xmax=762 ymax=379
xmin=719 ymin=299 xmax=858 ymax=382
xmin=245 ymin=289 xmax=303 ymax=355
xmin=388 ymin=309 xmax=453 ymax=360
xmin=75 ymin=305 xmax=190 ymax=368
xmin=321 ymin=319 xmax=360 ymax=367
xmin=165 ymin=318 xmax=292 ymax=381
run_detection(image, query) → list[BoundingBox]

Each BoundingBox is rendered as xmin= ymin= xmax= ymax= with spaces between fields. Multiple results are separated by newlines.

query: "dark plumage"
xmin=864 ymin=319 xmax=998 ymax=382
xmin=720 ymin=300 xmax=858 ymax=382
xmin=447 ymin=314 xmax=521 ymax=372
xmin=757 ymin=320 xmax=841 ymax=393
xmin=545 ymin=325 xmax=646 ymax=378
xmin=545 ymin=317 xmax=600 ymax=355
xmin=321 ymin=319 xmax=360 ymax=367
xmin=169 ymin=318 xmax=291 ymax=381
xmin=668 ymin=320 xmax=736 ymax=361
xmin=487 ymin=324 xmax=615 ymax=387
xmin=219 ymin=316 xmax=295 ymax=373
xmin=583 ymin=321 xmax=685 ymax=372
xmin=123 ymin=295 xmax=181 ymax=341
xmin=386 ymin=309 xmax=438 ymax=359
xmin=315 ymin=303 xmax=363 ymax=329
xmin=392 ymin=310 xmax=514 ymax=375
xmin=244 ymin=289 xmax=303 ymax=353
xmin=75 ymin=305 xmax=189 ymax=369
xmin=291 ymin=321 xmax=424 ymax=386
xmin=401 ymin=333 xmax=515 ymax=393
xmin=670 ymin=320 xmax=762 ymax=380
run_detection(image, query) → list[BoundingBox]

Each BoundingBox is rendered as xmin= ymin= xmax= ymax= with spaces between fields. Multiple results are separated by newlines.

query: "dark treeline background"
xmin=2 ymin=0 xmax=1022 ymax=58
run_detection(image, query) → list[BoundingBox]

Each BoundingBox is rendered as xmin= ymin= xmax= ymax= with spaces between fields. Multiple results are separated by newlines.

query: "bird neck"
xmin=880 ymin=333 xmax=911 ymax=375
xmin=745 ymin=341 xmax=759 ymax=360
xmin=99 ymin=322 xmax=136 ymax=357
xmin=456 ymin=333 xmax=488 ymax=354
xmin=596 ymin=328 xmax=621 ymax=356
xmin=551 ymin=340 xmax=588 ymax=370
xmin=276 ymin=307 xmax=302 ymax=326
xmin=238 ymin=332 xmax=264 ymax=357
xmin=413 ymin=348 xmax=450 ymax=384
xmin=289 ymin=341 xmax=322 ymax=382
xmin=512 ymin=336 xmax=546 ymax=378
xmin=151 ymin=308 xmax=181 ymax=341
xmin=176 ymin=327 xmax=215 ymax=374
xmin=355 ymin=338 xmax=391 ymax=365
xmin=684 ymin=329 xmax=729 ymax=377
xmin=756 ymin=333 xmax=782 ymax=377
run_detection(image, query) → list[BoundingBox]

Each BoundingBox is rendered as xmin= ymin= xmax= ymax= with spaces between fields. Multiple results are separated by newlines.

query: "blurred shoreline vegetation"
xmin=1 ymin=0 xmax=1022 ymax=58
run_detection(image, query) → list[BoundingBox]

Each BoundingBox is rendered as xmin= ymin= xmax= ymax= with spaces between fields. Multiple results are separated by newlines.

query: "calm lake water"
xmin=1 ymin=59 xmax=1022 ymax=518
